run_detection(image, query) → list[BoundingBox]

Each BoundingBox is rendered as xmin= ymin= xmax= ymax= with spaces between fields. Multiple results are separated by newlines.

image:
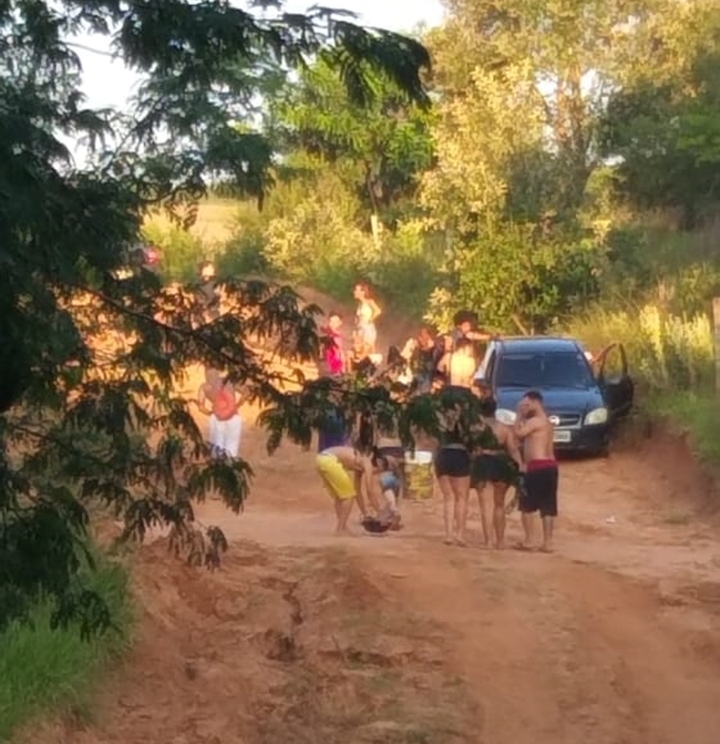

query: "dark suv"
xmin=475 ymin=336 xmax=634 ymax=454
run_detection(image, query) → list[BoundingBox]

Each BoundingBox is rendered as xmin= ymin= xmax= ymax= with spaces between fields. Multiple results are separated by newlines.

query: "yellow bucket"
xmin=403 ymin=450 xmax=434 ymax=500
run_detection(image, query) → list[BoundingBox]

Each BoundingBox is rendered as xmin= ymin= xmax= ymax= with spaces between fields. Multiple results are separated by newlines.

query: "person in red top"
xmin=196 ymin=367 xmax=248 ymax=459
xmin=321 ymin=312 xmax=346 ymax=377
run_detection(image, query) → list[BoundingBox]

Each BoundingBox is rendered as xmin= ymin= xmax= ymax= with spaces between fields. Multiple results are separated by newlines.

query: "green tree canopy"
xmin=0 ymin=0 xmax=430 ymax=634
xmin=599 ymin=3 xmax=720 ymax=226
xmin=271 ymin=57 xmax=435 ymax=220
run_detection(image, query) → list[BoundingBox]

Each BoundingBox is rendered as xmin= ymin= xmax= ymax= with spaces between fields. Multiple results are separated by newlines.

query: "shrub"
xmin=427 ymin=223 xmax=604 ymax=334
xmin=261 ymin=172 xmax=379 ymax=299
xmin=142 ymin=218 xmax=206 ymax=283
xmin=368 ymin=220 xmax=443 ymax=320
xmin=565 ymin=304 xmax=714 ymax=392
xmin=0 ymin=556 xmax=131 ymax=739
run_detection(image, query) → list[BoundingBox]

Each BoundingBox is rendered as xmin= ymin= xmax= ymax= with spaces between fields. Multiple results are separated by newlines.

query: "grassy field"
xmin=0 ymin=558 xmax=131 ymax=742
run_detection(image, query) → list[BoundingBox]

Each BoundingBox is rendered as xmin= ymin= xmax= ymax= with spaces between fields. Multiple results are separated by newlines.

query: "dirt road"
xmin=19 ymin=404 xmax=720 ymax=744
xmin=18 ymin=289 xmax=720 ymax=744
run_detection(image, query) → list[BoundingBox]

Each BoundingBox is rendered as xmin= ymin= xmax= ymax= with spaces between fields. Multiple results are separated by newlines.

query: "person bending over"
xmin=513 ymin=390 xmax=559 ymax=553
xmin=316 ymin=446 xmax=374 ymax=535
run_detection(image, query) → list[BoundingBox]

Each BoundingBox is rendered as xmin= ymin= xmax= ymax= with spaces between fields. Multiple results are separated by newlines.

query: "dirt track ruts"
xmin=17 ymin=290 xmax=720 ymax=744
xmin=18 ymin=402 xmax=720 ymax=744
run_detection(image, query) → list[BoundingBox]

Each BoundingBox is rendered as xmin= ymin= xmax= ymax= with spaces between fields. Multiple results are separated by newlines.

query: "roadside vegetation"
xmin=4 ymin=0 xmax=720 ymax=739
xmin=149 ymin=0 xmax=720 ymax=459
xmin=0 ymin=558 xmax=131 ymax=741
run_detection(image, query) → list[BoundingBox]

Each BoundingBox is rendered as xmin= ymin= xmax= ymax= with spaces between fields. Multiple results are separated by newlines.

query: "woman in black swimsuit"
xmin=470 ymin=396 xmax=523 ymax=549
xmin=432 ymin=387 xmax=479 ymax=547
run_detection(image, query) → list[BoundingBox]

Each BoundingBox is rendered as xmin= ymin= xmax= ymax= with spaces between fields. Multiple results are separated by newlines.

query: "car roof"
xmin=495 ymin=336 xmax=583 ymax=354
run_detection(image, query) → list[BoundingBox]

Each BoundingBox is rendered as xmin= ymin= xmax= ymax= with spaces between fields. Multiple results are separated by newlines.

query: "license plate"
xmin=553 ymin=430 xmax=571 ymax=443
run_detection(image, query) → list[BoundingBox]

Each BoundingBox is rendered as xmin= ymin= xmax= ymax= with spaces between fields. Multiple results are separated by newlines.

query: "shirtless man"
xmin=316 ymin=446 xmax=374 ymax=535
xmin=512 ymin=390 xmax=559 ymax=552
xmin=437 ymin=337 xmax=477 ymax=389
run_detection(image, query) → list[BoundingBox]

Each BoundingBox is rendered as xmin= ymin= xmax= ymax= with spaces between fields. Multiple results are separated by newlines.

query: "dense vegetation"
xmin=3 ymin=0 xmax=720 ymax=735
xmin=150 ymin=0 xmax=720 ymax=399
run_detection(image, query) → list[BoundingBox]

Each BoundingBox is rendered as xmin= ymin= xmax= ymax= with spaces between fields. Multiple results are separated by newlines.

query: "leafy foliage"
xmin=272 ymin=57 xmax=435 ymax=218
xmin=0 ymin=0 xmax=431 ymax=633
xmin=599 ymin=14 xmax=720 ymax=227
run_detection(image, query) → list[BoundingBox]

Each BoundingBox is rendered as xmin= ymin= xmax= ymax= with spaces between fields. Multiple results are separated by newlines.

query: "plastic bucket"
xmin=403 ymin=450 xmax=434 ymax=500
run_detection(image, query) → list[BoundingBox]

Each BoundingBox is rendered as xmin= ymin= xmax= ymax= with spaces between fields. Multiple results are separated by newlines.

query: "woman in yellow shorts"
xmin=316 ymin=446 xmax=375 ymax=535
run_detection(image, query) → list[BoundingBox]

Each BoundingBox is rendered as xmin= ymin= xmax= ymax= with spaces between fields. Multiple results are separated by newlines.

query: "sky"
xmin=73 ymin=0 xmax=446 ymax=110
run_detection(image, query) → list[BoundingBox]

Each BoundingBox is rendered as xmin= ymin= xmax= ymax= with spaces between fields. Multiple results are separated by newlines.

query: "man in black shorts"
xmin=513 ymin=390 xmax=559 ymax=553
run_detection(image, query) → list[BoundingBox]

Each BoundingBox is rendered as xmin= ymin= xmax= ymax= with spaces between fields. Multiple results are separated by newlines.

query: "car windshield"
xmin=496 ymin=351 xmax=594 ymax=389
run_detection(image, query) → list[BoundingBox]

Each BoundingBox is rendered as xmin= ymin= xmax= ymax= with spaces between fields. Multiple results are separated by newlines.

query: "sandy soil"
xmin=18 ymin=292 xmax=720 ymax=744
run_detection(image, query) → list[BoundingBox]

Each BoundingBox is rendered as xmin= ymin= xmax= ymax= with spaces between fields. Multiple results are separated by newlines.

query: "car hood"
xmin=494 ymin=386 xmax=605 ymax=414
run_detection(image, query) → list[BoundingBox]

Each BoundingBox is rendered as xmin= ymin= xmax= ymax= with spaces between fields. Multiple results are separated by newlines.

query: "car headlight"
xmin=584 ymin=407 xmax=608 ymax=425
xmin=496 ymin=408 xmax=517 ymax=425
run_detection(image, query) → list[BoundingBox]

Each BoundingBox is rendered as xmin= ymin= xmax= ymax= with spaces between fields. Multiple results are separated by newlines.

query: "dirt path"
xmin=17 ymin=290 xmax=720 ymax=744
xmin=19 ymin=407 xmax=720 ymax=744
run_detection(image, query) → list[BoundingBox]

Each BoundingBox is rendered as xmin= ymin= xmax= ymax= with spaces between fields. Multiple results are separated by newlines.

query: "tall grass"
xmin=0 ymin=558 xmax=131 ymax=741
xmin=566 ymin=303 xmax=714 ymax=393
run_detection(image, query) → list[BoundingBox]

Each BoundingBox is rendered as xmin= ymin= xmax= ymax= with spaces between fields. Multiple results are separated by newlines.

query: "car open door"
xmin=597 ymin=343 xmax=634 ymax=419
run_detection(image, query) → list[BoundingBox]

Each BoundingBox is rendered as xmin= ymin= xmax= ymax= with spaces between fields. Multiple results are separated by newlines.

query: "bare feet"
xmin=513 ymin=542 xmax=537 ymax=552
xmin=539 ymin=544 xmax=553 ymax=553
xmin=443 ymin=537 xmax=454 ymax=546
xmin=334 ymin=528 xmax=352 ymax=537
xmin=454 ymin=537 xmax=468 ymax=548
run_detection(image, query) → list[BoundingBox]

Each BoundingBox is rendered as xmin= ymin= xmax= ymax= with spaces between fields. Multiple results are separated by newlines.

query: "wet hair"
xmin=523 ymin=390 xmax=544 ymax=403
xmin=479 ymin=397 xmax=498 ymax=417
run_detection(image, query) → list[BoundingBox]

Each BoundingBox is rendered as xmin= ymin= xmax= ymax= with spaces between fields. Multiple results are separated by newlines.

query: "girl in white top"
xmin=353 ymin=282 xmax=382 ymax=353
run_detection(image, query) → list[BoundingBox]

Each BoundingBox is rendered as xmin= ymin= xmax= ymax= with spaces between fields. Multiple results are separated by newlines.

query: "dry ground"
xmin=17 ymin=288 xmax=720 ymax=744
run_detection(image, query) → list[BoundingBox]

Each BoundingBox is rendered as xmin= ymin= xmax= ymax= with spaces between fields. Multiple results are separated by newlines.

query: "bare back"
xmin=440 ymin=352 xmax=476 ymax=388
xmin=491 ymin=420 xmax=524 ymax=467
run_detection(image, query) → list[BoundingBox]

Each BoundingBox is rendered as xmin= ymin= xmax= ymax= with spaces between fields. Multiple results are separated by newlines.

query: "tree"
xmin=599 ymin=4 xmax=720 ymax=227
xmin=271 ymin=57 xmax=435 ymax=222
xmin=420 ymin=0 xmax=720 ymax=329
xmin=0 ymin=0 xmax=430 ymax=634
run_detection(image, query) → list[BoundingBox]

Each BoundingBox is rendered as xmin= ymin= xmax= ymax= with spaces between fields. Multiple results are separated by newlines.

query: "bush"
xmin=0 ymin=556 xmax=131 ymax=739
xmin=261 ymin=174 xmax=378 ymax=298
xmin=427 ymin=223 xmax=603 ymax=334
xmin=215 ymin=200 xmax=271 ymax=279
xmin=368 ymin=220 xmax=443 ymax=320
xmin=142 ymin=218 xmax=206 ymax=283
xmin=565 ymin=304 xmax=714 ymax=393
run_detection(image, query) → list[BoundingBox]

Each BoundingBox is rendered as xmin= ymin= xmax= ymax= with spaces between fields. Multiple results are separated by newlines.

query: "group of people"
xmin=185 ymin=266 xmax=560 ymax=552
xmin=319 ymin=282 xmax=384 ymax=377
xmin=316 ymin=298 xmax=560 ymax=553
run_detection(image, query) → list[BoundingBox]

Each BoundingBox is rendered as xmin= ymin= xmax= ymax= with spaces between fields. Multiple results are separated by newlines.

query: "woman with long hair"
xmin=432 ymin=388 xmax=477 ymax=547
xmin=353 ymin=281 xmax=382 ymax=354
